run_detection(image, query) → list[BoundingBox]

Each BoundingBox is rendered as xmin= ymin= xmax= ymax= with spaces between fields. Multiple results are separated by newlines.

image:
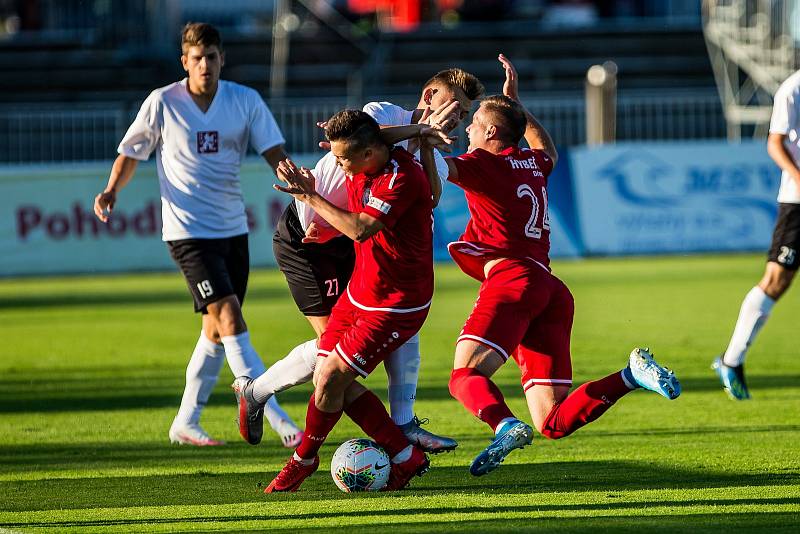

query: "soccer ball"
xmin=330 ymin=438 xmax=391 ymax=492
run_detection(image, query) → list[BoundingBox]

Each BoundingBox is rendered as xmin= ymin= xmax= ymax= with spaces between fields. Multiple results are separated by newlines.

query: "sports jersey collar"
xmin=181 ymin=78 xmax=225 ymax=123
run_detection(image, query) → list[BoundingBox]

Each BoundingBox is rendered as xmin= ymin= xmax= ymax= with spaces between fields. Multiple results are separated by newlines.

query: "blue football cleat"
xmin=628 ymin=347 xmax=681 ymax=400
xmin=469 ymin=419 xmax=533 ymax=477
xmin=712 ymin=357 xmax=751 ymax=400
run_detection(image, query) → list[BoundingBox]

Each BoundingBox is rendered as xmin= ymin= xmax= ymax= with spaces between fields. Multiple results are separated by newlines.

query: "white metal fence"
xmin=0 ymin=92 xmax=726 ymax=164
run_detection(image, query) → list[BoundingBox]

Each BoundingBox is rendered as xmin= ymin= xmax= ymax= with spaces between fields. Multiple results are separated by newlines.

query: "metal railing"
xmin=0 ymin=91 xmax=726 ymax=164
xmin=703 ymin=0 xmax=798 ymax=139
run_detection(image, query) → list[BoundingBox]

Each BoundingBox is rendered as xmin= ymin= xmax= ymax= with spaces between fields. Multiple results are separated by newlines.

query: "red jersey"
xmin=345 ymin=147 xmax=434 ymax=311
xmin=447 ymin=146 xmax=554 ymax=281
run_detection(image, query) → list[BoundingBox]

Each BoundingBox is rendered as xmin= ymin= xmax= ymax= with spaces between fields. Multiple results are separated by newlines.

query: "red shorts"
xmin=458 ymin=258 xmax=574 ymax=391
xmin=319 ymin=295 xmax=429 ymax=377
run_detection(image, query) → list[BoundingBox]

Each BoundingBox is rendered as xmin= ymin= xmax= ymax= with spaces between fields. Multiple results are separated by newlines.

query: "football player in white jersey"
xmin=93 ymin=23 xmax=301 ymax=447
xmin=233 ymin=69 xmax=484 ymax=452
xmin=714 ymin=69 xmax=800 ymax=400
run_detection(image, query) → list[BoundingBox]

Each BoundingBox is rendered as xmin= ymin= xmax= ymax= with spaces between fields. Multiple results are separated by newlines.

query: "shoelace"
xmin=412 ymin=416 xmax=430 ymax=427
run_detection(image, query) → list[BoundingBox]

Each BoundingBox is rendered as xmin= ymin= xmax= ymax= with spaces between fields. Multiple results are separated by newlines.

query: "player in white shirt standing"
xmin=93 ymin=23 xmax=301 ymax=446
xmin=233 ymin=69 xmax=484 ymax=452
xmin=714 ymin=69 xmax=800 ymax=400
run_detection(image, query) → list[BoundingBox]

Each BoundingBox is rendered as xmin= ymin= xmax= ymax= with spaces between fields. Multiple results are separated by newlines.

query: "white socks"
xmin=723 ymin=286 xmax=775 ymax=367
xmin=221 ymin=331 xmax=267 ymax=378
xmin=385 ymin=333 xmax=420 ymax=426
xmin=252 ymin=338 xmax=319 ymax=404
xmin=173 ymin=332 xmax=225 ymax=427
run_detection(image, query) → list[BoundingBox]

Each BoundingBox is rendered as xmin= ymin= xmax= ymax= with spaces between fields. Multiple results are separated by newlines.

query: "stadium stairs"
xmin=0 ymin=21 xmax=714 ymax=105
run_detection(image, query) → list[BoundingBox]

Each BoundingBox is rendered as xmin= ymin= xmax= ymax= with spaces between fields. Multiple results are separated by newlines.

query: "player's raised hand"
xmin=93 ymin=190 xmax=116 ymax=223
xmin=422 ymin=99 xmax=461 ymax=133
xmin=301 ymin=221 xmax=341 ymax=244
xmin=499 ymin=53 xmax=519 ymax=102
xmin=274 ymin=159 xmax=316 ymax=201
xmin=317 ymin=120 xmax=331 ymax=150
xmin=419 ymin=125 xmax=456 ymax=152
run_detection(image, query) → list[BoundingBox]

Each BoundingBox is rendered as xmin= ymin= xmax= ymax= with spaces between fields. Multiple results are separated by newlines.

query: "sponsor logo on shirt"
xmin=367 ymin=196 xmax=392 ymax=215
xmin=196 ymin=131 xmax=219 ymax=154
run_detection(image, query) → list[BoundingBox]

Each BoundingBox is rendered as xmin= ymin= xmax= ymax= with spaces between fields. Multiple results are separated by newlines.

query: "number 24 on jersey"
xmin=517 ymin=184 xmax=550 ymax=239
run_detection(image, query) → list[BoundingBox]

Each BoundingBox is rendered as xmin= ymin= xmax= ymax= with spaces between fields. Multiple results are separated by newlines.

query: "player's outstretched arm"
xmin=274 ymin=159 xmax=384 ymax=242
xmin=378 ymin=104 xmax=459 ymax=150
xmin=419 ymin=139 xmax=442 ymax=207
xmin=767 ymin=133 xmax=800 ymax=188
xmin=262 ymin=144 xmax=290 ymax=175
xmin=498 ymin=53 xmax=558 ymax=166
xmin=93 ymin=155 xmax=139 ymax=223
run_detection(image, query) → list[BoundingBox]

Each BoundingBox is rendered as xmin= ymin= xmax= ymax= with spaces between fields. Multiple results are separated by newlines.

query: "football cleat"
xmin=231 ymin=376 xmax=265 ymax=445
xmin=264 ymin=455 xmax=320 ymax=493
xmin=712 ymin=357 xmax=751 ymax=400
xmin=628 ymin=347 xmax=681 ymax=400
xmin=400 ymin=416 xmax=458 ymax=454
xmin=469 ymin=419 xmax=533 ymax=477
xmin=274 ymin=419 xmax=304 ymax=449
xmin=168 ymin=423 xmax=225 ymax=446
xmin=383 ymin=446 xmax=430 ymax=491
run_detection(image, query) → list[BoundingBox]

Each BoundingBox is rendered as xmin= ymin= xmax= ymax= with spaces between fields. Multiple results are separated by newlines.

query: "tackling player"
xmin=92 ymin=22 xmax=300 ymax=447
xmin=713 ymin=68 xmax=800 ymax=400
xmin=263 ymin=111 xmax=449 ymax=492
xmin=232 ymin=70 xmax=483 ymax=451
xmin=441 ymin=55 xmax=682 ymax=476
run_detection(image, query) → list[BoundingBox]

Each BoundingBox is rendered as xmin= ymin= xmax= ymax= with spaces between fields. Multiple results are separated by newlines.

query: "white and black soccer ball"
xmin=330 ymin=438 xmax=390 ymax=492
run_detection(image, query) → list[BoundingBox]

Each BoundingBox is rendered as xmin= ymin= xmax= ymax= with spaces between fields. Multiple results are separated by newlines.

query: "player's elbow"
xmin=353 ymin=216 xmax=383 ymax=242
xmin=767 ymin=133 xmax=785 ymax=160
xmin=353 ymin=227 xmax=376 ymax=243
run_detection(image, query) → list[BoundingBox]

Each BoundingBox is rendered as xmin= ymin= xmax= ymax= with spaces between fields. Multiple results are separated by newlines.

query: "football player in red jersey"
xmin=442 ymin=55 xmax=683 ymax=476
xmin=264 ymin=110 xmax=452 ymax=492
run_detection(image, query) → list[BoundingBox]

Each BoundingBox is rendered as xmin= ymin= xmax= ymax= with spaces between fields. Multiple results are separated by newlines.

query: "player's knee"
xmin=448 ymin=367 xmax=478 ymax=399
xmin=315 ymin=365 xmax=348 ymax=396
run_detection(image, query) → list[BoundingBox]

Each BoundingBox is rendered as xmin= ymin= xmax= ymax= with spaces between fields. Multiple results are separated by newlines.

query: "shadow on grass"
xmin=2 ymin=509 xmax=800 ymax=532
xmin=2 ymin=372 xmax=799 ymax=414
xmin=1 ymin=458 xmax=798 ymax=514
xmin=0 ymin=286 xmax=290 ymax=310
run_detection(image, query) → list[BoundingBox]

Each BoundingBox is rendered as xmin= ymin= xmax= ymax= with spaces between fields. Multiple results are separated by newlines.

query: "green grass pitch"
xmin=1 ymin=254 xmax=799 ymax=532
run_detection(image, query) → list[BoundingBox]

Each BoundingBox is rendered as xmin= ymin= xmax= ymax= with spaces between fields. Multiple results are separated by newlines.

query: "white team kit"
xmin=118 ymin=77 xmax=300 ymax=447
xmin=770 ymin=69 xmax=800 ymax=204
xmin=118 ymin=78 xmax=285 ymax=240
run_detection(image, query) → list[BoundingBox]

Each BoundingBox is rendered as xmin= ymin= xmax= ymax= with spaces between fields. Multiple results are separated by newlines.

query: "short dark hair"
xmin=324 ymin=110 xmax=383 ymax=154
xmin=424 ymin=68 xmax=485 ymax=101
xmin=480 ymin=94 xmax=527 ymax=144
xmin=181 ymin=22 xmax=222 ymax=54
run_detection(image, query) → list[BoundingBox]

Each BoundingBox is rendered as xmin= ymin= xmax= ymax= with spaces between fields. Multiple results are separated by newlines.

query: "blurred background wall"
xmin=0 ymin=0 xmax=797 ymax=275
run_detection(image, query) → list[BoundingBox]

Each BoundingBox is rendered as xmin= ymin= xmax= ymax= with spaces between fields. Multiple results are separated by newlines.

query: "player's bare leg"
xmin=449 ymin=341 xmax=533 ymax=476
xmin=715 ymin=262 xmax=793 ymax=399
xmin=305 ymin=315 xmax=329 ymax=338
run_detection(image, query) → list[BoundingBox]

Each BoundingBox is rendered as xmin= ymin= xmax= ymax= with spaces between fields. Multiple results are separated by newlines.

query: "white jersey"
xmin=294 ymin=101 xmax=449 ymax=232
xmin=770 ymin=69 xmax=800 ymax=204
xmin=118 ymin=79 xmax=285 ymax=240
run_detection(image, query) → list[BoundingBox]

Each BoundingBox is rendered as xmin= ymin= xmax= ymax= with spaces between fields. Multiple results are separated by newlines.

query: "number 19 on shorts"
xmin=197 ymin=280 xmax=214 ymax=298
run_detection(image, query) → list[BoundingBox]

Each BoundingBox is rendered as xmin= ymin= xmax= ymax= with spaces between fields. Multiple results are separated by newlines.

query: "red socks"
xmin=344 ymin=390 xmax=410 ymax=457
xmin=296 ymin=393 xmax=342 ymax=459
xmin=541 ymin=371 xmax=632 ymax=440
xmin=449 ymin=367 xmax=515 ymax=431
